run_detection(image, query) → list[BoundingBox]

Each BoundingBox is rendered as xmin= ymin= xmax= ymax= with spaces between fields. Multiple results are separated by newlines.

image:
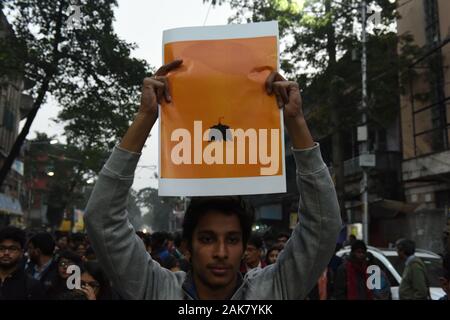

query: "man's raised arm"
xmin=85 ymin=60 xmax=185 ymax=299
xmin=245 ymin=73 xmax=342 ymax=299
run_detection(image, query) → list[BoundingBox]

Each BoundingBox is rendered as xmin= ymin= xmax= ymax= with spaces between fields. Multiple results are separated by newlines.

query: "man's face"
xmin=396 ymin=247 xmax=406 ymax=261
xmin=190 ymin=211 xmax=243 ymax=294
xmin=57 ymin=237 xmax=68 ymax=250
xmin=277 ymin=236 xmax=288 ymax=245
xmin=244 ymin=244 xmax=260 ymax=267
xmin=0 ymin=239 xmax=23 ymax=270
xmin=352 ymin=248 xmax=366 ymax=262
xmin=75 ymin=244 xmax=86 ymax=257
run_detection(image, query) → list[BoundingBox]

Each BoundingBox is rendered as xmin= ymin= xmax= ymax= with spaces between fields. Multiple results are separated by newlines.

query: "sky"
xmin=21 ymin=0 xmax=235 ymax=192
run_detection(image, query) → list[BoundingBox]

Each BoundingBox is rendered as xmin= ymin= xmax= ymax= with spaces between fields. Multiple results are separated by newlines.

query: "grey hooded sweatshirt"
xmin=85 ymin=143 xmax=341 ymax=300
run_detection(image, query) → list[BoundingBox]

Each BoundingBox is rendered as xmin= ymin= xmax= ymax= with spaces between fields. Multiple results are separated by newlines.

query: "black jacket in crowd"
xmin=0 ymin=267 xmax=45 ymax=300
xmin=25 ymin=259 xmax=59 ymax=294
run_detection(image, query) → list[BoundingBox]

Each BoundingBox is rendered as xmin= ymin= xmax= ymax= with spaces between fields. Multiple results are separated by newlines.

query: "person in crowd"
xmin=55 ymin=232 xmax=69 ymax=253
xmin=173 ymin=232 xmax=191 ymax=272
xmin=150 ymin=231 xmax=171 ymax=267
xmin=85 ymin=60 xmax=341 ymax=299
xmin=164 ymin=255 xmax=182 ymax=273
xmin=265 ymin=245 xmax=281 ymax=266
xmin=326 ymin=243 xmax=343 ymax=299
xmin=78 ymin=260 xmax=115 ymax=300
xmin=241 ymin=234 xmax=265 ymax=275
xmin=69 ymin=233 xmax=86 ymax=252
xmin=276 ymin=232 xmax=290 ymax=249
xmin=366 ymin=252 xmax=391 ymax=300
xmin=0 ymin=226 xmax=45 ymax=300
xmin=47 ymin=250 xmax=83 ymax=299
xmin=25 ymin=232 xmax=58 ymax=294
xmin=74 ymin=242 xmax=88 ymax=261
xmin=397 ymin=239 xmax=430 ymax=300
xmin=334 ymin=240 xmax=373 ymax=300
xmin=344 ymin=234 xmax=357 ymax=247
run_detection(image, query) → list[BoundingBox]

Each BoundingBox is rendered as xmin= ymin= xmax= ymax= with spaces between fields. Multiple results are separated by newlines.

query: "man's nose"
xmin=214 ymin=240 xmax=228 ymax=259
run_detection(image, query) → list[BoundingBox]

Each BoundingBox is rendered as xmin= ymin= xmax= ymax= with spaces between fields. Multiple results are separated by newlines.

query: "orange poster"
xmin=159 ymin=21 xmax=286 ymax=196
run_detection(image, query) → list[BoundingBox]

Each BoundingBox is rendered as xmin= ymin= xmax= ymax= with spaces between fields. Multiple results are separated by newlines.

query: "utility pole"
xmin=360 ymin=0 xmax=369 ymax=244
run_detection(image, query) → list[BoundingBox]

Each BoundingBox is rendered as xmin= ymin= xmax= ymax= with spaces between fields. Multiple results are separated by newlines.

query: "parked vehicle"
xmin=336 ymin=246 xmax=445 ymax=300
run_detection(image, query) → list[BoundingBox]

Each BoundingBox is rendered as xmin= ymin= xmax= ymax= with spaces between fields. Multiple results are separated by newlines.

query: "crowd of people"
xmin=0 ymin=224 xmax=291 ymax=300
xmin=0 ymin=227 xmax=115 ymax=300
xmin=2 ymin=224 xmax=448 ymax=300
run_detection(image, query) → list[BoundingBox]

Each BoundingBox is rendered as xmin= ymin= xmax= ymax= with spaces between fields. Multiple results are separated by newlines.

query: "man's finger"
xmin=274 ymin=90 xmax=284 ymax=109
xmin=265 ymin=71 xmax=277 ymax=95
xmin=155 ymin=76 xmax=171 ymax=102
xmin=156 ymin=86 xmax=164 ymax=104
xmin=155 ymin=59 xmax=183 ymax=77
xmin=274 ymin=83 xmax=289 ymax=104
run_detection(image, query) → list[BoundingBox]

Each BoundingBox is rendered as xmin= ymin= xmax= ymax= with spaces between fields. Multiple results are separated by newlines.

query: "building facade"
xmin=0 ymin=10 xmax=33 ymax=226
xmin=397 ymin=0 xmax=450 ymax=252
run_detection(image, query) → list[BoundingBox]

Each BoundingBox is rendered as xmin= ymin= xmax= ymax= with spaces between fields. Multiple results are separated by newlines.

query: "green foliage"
xmin=2 ymin=0 xmax=151 ymax=172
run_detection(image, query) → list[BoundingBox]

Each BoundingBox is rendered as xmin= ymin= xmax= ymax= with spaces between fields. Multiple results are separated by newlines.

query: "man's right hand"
xmin=139 ymin=59 xmax=183 ymax=118
xmin=119 ymin=59 xmax=183 ymax=153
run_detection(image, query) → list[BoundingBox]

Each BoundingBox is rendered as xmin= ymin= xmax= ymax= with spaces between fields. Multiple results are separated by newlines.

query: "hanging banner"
xmin=159 ymin=21 xmax=286 ymax=196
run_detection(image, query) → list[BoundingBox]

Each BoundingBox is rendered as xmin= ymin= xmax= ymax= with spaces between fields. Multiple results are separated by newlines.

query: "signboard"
xmin=159 ymin=21 xmax=286 ymax=196
xmin=12 ymin=160 xmax=24 ymax=176
xmin=359 ymin=153 xmax=376 ymax=167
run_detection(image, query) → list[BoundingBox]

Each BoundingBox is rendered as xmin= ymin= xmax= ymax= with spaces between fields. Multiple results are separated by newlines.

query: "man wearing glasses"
xmin=0 ymin=226 xmax=45 ymax=300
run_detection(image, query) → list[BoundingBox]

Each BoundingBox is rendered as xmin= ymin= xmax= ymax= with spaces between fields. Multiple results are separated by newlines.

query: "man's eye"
xmin=199 ymin=236 xmax=213 ymax=244
xmin=227 ymin=237 xmax=240 ymax=244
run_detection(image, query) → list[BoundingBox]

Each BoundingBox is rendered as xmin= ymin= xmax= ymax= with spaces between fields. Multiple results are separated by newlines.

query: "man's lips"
xmin=207 ymin=265 xmax=232 ymax=276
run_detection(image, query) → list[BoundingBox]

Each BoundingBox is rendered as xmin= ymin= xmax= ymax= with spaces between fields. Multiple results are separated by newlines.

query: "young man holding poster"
xmin=85 ymin=59 xmax=341 ymax=300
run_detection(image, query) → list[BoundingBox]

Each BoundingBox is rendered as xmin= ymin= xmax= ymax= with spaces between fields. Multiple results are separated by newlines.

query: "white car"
xmin=336 ymin=246 xmax=445 ymax=300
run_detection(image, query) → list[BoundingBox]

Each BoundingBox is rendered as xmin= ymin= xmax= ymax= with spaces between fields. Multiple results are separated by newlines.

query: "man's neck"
xmin=0 ymin=265 xmax=18 ymax=282
xmin=194 ymin=274 xmax=238 ymax=300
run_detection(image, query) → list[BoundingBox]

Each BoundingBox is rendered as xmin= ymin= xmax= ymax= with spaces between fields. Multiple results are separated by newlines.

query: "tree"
xmin=204 ymin=0 xmax=419 ymax=213
xmin=0 ymin=0 xmax=150 ymax=185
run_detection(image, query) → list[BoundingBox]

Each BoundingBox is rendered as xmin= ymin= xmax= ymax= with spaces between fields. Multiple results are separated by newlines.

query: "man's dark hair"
xmin=247 ymin=234 xmax=263 ymax=249
xmin=151 ymin=232 xmax=167 ymax=251
xmin=0 ymin=226 xmax=26 ymax=249
xmin=396 ymin=239 xmax=415 ymax=256
xmin=182 ymin=196 xmax=254 ymax=249
xmin=277 ymin=232 xmax=290 ymax=241
xmin=28 ymin=232 xmax=55 ymax=256
xmin=351 ymin=240 xmax=367 ymax=252
xmin=54 ymin=231 xmax=68 ymax=241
